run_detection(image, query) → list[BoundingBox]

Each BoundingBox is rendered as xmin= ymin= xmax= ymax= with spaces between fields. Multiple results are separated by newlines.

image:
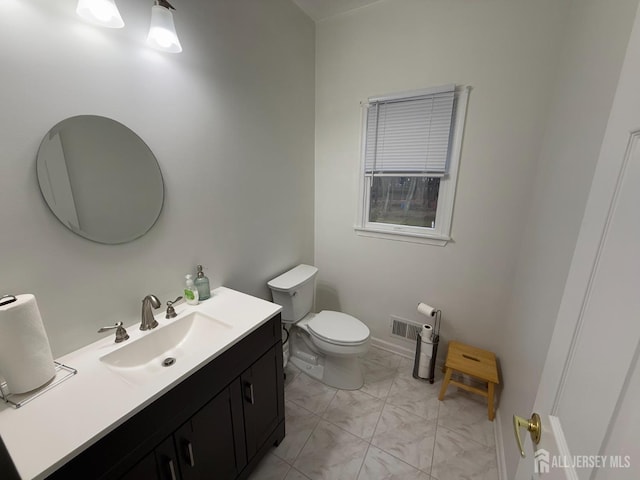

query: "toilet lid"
xmin=307 ymin=311 xmax=370 ymax=346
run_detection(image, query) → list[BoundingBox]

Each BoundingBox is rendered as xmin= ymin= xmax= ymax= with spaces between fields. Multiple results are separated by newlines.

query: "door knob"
xmin=513 ymin=412 xmax=541 ymax=457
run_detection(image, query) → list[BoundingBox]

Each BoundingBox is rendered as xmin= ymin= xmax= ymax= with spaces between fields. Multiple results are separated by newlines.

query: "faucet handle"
xmin=98 ymin=322 xmax=130 ymax=343
xmin=165 ymin=296 xmax=183 ymax=319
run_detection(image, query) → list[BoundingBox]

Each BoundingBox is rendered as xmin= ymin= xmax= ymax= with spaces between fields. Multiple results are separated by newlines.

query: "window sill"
xmin=354 ymin=226 xmax=450 ymax=246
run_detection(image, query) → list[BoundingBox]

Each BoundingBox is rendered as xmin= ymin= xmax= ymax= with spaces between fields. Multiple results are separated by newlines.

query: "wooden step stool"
xmin=438 ymin=341 xmax=499 ymax=421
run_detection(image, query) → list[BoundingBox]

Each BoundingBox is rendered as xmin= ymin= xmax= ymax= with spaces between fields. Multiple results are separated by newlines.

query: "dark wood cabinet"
xmin=154 ymin=437 xmax=181 ymax=480
xmin=120 ymin=451 xmax=157 ymax=480
xmin=175 ymin=381 xmax=246 ymax=480
xmin=120 ymin=436 xmax=181 ymax=480
xmin=46 ymin=315 xmax=284 ymax=480
xmin=241 ymin=346 xmax=284 ymax=459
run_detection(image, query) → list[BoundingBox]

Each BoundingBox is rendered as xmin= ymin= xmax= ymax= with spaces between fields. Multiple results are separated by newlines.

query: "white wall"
xmin=0 ymin=0 xmax=315 ymax=356
xmin=315 ymin=0 xmax=639 ymax=475
xmin=498 ymin=0 xmax=639 ymax=476
xmin=314 ymin=0 xmax=571 ymax=353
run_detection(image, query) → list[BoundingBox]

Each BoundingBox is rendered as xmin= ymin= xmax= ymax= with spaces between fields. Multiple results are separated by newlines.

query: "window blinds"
xmin=364 ymin=87 xmax=456 ymax=175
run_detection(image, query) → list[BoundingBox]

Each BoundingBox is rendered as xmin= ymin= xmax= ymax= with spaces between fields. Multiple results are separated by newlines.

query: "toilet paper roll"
xmin=420 ymin=338 xmax=434 ymax=354
xmin=421 ymin=324 xmax=433 ymax=342
xmin=417 ymin=338 xmax=434 ymax=378
xmin=417 ymin=302 xmax=436 ymax=317
xmin=418 ymin=351 xmax=431 ymax=378
xmin=0 ymin=294 xmax=56 ymax=394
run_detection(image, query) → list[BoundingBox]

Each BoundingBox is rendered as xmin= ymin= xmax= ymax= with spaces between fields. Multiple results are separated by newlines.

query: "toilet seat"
xmin=307 ymin=311 xmax=370 ymax=346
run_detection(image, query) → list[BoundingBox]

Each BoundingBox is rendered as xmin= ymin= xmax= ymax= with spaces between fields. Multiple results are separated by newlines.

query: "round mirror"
xmin=36 ymin=115 xmax=164 ymax=244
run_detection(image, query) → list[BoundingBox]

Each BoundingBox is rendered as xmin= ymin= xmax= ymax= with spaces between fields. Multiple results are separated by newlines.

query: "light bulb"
xmin=146 ymin=5 xmax=182 ymax=53
xmin=76 ymin=0 xmax=124 ymax=28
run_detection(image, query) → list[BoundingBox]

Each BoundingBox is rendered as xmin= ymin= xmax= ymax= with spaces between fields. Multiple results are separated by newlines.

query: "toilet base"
xmin=289 ymin=354 xmax=325 ymax=384
xmin=323 ymin=354 xmax=364 ymax=390
xmin=289 ymin=340 xmax=365 ymax=390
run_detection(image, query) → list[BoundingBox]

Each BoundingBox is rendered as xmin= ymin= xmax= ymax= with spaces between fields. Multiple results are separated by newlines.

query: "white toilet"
xmin=268 ymin=264 xmax=370 ymax=390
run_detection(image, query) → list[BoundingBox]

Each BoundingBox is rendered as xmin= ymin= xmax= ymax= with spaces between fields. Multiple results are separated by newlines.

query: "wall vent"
xmin=389 ymin=315 xmax=422 ymax=342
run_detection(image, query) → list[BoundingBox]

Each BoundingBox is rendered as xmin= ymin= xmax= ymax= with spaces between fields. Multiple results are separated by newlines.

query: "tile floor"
xmin=247 ymin=346 xmax=498 ymax=480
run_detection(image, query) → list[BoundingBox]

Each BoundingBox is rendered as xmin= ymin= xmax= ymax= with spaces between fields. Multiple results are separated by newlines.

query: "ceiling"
xmin=292 ymin=0 xmax=382 ymax=21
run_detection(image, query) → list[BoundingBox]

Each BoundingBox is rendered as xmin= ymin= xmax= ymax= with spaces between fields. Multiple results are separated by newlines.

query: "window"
xmin=356 ymin=85 xmax=469 ymax=245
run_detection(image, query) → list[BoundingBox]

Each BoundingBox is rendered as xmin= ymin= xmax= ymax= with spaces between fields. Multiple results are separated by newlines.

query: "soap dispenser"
xmin=195 ymin=265 xmax=211 ymax=300
xmin=184 ymin=274 xmax=199 ymax=305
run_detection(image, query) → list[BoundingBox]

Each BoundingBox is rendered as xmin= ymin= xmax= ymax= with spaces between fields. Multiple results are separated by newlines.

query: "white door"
xmin=514 ymin=4 xmax=640 ymax=479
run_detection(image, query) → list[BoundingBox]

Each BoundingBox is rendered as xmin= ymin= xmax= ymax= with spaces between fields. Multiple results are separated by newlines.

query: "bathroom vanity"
xmin=0 ymin=288 xmax=284 ymax=480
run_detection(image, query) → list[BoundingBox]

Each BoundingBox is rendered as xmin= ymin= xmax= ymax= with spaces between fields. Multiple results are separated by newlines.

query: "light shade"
xmin=76 ymin=0 xmax=124 ymax=28
xmin=146 ymin=5 xmax=182 ymax=53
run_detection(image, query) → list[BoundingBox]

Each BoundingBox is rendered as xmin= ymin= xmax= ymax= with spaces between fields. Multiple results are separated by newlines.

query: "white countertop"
xmin=0 ymin=287 xmax=281 ymax=480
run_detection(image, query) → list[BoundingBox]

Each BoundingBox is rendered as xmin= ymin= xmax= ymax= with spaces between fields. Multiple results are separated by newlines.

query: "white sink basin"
xmin=100 ymin=311 xmax=234 ymax=384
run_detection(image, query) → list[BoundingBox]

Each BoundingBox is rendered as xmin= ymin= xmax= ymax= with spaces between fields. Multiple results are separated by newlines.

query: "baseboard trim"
xmin=370 ymin=336 xmax=415 ymax=359
xmin=494 ymin=408 xmax=508 ymax=480
xmin=370 ymin=336 xmax=447 ymax=373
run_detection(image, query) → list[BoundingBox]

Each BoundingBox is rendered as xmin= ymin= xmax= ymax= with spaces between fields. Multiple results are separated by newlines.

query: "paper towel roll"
xmin=0 ymin=294 xmax=56 ymax=394
xmin=417 ymin=302 xmax=436 ymax=317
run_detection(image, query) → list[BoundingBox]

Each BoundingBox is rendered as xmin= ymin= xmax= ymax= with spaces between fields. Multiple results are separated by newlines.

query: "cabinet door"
xmin=241 ymin=345 xmax=284 ymax=459
xmin=154 ymin=436 xmax=181 ymax=480
xmin=174 ymin=384 xmax=246 ymax=480
xmin=120 ymin=451 xmax=159 ymax=480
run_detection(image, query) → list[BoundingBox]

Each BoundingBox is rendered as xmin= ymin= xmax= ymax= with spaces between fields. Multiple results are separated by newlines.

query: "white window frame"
xmin=355 ymin=85 xmax=470 ymax=246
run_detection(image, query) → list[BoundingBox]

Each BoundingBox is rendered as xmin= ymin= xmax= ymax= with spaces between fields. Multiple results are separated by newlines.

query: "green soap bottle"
xmin=184 ymin=274 xmax=199 ymax=305
xmin=195 ymin=265 xmax=211 ymax=300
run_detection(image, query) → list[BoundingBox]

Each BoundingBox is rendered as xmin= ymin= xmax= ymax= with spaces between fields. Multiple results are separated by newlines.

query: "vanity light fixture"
xmin=146 ymin=0 xmax=182 ymax=53
xmin=76 ymin=0 xmax=125 ymax=28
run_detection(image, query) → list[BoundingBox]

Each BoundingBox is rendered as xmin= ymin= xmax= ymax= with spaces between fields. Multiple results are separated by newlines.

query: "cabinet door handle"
xmin=166 ymin=458 xmax=177 ymax=480
xmin=244 ymin=382 xmax=255 ymax=404
xmin=184 ymin=441 xmax=196 ymax=467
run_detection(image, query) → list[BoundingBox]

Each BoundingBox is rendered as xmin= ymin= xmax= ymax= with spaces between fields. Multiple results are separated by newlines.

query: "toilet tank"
xmin=267 ymin=264 xmax=318 ymax=323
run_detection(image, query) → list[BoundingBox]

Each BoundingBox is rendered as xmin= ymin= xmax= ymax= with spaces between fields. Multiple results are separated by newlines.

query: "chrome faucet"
xmin=141 ymin=294 xmax=161 ymax=330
